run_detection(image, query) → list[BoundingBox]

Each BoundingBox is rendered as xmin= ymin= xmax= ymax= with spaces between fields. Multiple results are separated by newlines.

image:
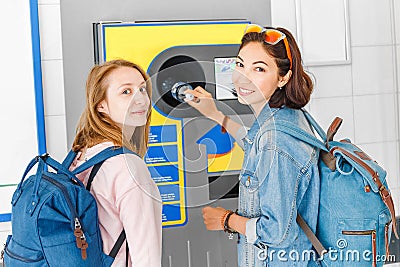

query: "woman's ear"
xmin=278 ymin=70 xmax=292 ymax=88
xmin=97 ymin=100 xmax=109 ymax=115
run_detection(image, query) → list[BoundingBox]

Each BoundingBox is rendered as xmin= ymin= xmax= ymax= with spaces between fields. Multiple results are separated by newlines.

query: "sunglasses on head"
xmin=244 ymin=24 xmax=293 ymax=70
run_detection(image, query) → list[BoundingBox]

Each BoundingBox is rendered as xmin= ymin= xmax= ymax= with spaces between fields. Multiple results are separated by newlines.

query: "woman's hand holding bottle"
xmin=184 ymin=86 xmax=224 ymax=123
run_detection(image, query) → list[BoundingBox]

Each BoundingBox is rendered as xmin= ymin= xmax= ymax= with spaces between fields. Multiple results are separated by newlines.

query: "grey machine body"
xmin=148 ymin=45 xmax=254 ymax=267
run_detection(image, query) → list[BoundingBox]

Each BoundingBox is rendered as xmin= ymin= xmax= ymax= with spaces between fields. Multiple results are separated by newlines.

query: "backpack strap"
xmin=296 ymin=215 xmax=327 ymax=258
xmin=269 ymin=112 xmax=337 ymax=171
xmin=72 ymin=146 xmax=137 ymax=175
xmin=108 ymin=229 xmax=127 ymax=258
xmin=62 ymin=149 xmax=78 ymax=168
xmin=86 ymin=162 xmax=102 ymax=191
xmin=326 ymin=117 xmax=343 ymax=144
xmin=270 ymin=120 xmax=328 ymax=152
xmin=13 ymin=154 xmax=85 ymax=209
xmin=17 ymin=153 xmax=79 ymax=192
xmin=108 ymin=229 xmax=129 ymax=267
xmin=301 ymin=110 xmax=329 ymax=142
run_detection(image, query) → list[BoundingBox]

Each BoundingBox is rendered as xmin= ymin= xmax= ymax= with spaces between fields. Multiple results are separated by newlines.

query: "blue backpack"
xmin=1 ymin=147 xmax=132 ymax=266
xmin=272 ymin=111 xmax=398 ymax=267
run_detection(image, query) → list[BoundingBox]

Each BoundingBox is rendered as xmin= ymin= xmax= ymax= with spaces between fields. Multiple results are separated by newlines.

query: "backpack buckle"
xmin=39 ymin=153 xmax=49 ymax=160
xmin=1 ymin=245 xmax=4 ymax=261
xmin=35 ymin=153 xmax=49 ymax=162
xmin=379 ymin=185 xmax=389 ymax=199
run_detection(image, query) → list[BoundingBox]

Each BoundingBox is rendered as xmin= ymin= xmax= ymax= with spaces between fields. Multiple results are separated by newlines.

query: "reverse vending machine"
xmin=94 ymin=20 xmax=255 ymax=266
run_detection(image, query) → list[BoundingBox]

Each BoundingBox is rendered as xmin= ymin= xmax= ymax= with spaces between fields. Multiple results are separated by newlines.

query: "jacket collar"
xmin=245 ymin=103 xmax=281 ymax=144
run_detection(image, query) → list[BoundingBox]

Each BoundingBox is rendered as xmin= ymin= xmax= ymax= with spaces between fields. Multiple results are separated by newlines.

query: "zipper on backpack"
xmin=342 ymin=230 xmax=377 ymax=267
xmin=74 ymin=218 xmax=88 ymax=260
xmin=342 ymin=229 xmax=375 ymax=235
xmin=42 ymin=175 xmax=78 ymax=220
xmin=4 ymin=246 xmax=44 ymax=263
xmin=42 ymin=175 xmax=88 ymax=260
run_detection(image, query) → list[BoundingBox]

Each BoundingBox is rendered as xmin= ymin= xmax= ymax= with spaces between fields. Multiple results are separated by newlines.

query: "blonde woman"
xmin=70 ymin=59 xmax=162 ymax=267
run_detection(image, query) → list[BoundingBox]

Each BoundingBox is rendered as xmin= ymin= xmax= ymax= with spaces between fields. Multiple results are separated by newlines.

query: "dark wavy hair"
xmin=239 ymin=27 xmax=313 ymax=109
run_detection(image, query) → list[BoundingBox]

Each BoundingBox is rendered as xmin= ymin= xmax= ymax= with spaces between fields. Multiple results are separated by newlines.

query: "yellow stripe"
xmin=156 ymin=181 xmax=179 ymax=186
xmin=147 ymin=162 xmax=178 ymax=167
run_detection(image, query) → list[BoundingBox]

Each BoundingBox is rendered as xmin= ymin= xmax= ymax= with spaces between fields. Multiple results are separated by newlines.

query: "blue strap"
xmin=62 ymin=149 xmax=78 ymax=168
xmin=262 ymin=108 xmax=328 ymax=151
xmin=13 ymin=155 xmax=66 ymax=206
xmin=301 ymin=109 xmax=328 ymax=142
xmin=16 ymin=154 xmax=68 ymax=193
xmin=14 ymin=147 xmax=136 ymax=213
xmin=17 ymin=156 xmax=41 ymax=191
xmin=72 ymin=147 xmax=137 ymax=175
xmin=31 ymin=158 xmax=45 ymax=201
xmin=26 ymin=156 xmax=84 ymax=212
xmin=45 ymin=156 xmax=84 ymax=187
xmin=271 ymin=121 xmax=328 ymax=152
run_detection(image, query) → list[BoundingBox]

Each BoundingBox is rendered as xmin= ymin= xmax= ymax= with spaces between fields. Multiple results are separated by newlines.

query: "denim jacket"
xmin=236 ymin=104 xmax=320 ymax=267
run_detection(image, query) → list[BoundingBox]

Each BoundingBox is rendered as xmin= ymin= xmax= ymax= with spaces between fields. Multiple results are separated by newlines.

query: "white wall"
xmin=0 ymin=1 xmax=39 ymax=245
xmin=38 ymin=0 xmax=68 ymax=162
xmin=0 ymin=0 xmax=67 ymax=247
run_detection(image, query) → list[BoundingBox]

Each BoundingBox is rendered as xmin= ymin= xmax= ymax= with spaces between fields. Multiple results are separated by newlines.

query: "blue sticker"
xmin=197 ymin=124 xmax=234 ymax=155
xmin=148 ymin=165 xmax=179 ymax=183
xmin=162 ymin=204 xmax=181 ymax=222
xmin=145 ymin=145 xmax=178 ymax=164
xmin=149 ymin=125 xmax=177 ymax=144
xmin=158 ymin=184 xmax=180 ymax=202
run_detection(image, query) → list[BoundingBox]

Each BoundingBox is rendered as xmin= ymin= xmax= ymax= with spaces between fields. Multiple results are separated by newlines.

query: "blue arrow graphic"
xmin=196 ymin=125 xmax=235 ymax=156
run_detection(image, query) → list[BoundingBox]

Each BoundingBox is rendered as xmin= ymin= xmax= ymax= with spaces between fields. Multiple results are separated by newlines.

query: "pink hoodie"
xmin=70 ymin=142 xmax=162 ymax=267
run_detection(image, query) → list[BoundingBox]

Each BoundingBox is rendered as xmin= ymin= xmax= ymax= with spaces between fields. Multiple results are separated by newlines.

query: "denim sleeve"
xmin=251 ymin=142 xmax=310 ymax=249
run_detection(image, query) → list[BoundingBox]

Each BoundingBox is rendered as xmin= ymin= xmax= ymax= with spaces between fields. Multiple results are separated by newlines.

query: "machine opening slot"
xmin=208 ymin=174 xmax=239 ymax=200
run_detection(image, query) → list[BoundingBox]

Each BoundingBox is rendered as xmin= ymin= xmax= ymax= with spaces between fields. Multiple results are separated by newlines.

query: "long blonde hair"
xmin=72 ymin=59 xmax=152 ymax=157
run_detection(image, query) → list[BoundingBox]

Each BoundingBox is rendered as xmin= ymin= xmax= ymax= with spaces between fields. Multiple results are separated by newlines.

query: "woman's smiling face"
xmin=98 ymin=66 xmax=150 ymax=128
xmin=233 ymin=41 xmax=282 ymax=115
